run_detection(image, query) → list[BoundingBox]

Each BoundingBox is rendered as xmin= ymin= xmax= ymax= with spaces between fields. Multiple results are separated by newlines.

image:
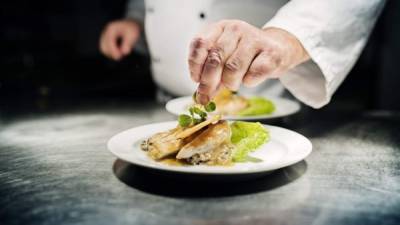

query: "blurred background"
xmin=1 ymin=0 xmax=399 ymax=113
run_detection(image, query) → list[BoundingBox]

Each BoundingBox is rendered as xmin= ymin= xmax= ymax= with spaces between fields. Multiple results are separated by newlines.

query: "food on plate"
xmin=140 ymin=102 xmax=270 ymax=166
xmin=193 ymin=88 xmax=275 ymax=117
xmin=213 ymin=88 xmax=249 ymax=115
xmin=236 ymin=97 xmax=275 ymax=116
xmin=142 ymin=115 xmax=220 ymax=160
xmin=176 ymin=120 xmax=234 ymax=165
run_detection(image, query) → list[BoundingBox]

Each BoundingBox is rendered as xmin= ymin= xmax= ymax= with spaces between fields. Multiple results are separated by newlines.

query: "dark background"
xmin=0 ymin=0 xmax=399 ymax=111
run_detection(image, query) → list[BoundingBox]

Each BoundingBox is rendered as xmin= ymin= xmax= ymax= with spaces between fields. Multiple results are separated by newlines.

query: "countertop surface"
xmin=0 ymin=100 xmax=399 ymax=225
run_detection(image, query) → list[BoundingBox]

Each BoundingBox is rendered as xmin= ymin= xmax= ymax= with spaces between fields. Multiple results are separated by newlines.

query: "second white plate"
xmin=166 ymin=96 xmax=301 ymax=120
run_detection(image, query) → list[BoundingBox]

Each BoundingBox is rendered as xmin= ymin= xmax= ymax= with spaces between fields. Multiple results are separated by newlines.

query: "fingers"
xmin=195 ymin=23 xmax=243 ymax=104
xmin=120 ymin=22 xmax=140 ymax=55
xmin=214 ymin=24 xmax=241 ymax=63
xmin=189 ymin=20 xmax=293 ymax=104
xmin=242 ymin=51 xmax=281 ymax=87
xmin=188 ymin=22 xmax=225 ymax=83
xmin=100 ymin=23 xmax=122 ymax=60
xmin=188 ymin=38 xmax=210 ymax=83
xmin=106 ymin=29 xmax=123 ymax=60
xmin=100 ymin=29 xmax=115 ymax=59
xmin=196 ymin=47 xmax=224 ymax=104
xmin=221 ymin=39 xmax=259 ymax=90
xmin=99 ymin=21 xmax=140 ymax=61
xmin=120 ymin=27 xmax=140 ymax=55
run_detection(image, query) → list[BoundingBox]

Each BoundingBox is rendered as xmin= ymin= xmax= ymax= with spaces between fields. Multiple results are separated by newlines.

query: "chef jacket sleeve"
xmin=263 ymin=0 xmax=386 ymax=108
xmin=126 ymin=0 xmax=145 ymax=23
xmin=125 ymin=0 xmax=148 ymax=55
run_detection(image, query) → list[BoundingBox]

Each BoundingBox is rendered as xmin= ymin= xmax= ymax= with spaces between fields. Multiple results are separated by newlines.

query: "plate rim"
xmin=165 ymin=96 xmax=301 ymax=120
xmin=107 ymin=121 xmax=312 ymax=175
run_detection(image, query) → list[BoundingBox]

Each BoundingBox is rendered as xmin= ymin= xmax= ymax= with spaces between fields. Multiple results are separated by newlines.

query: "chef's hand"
xmin=189 ymin=20 xmax=310 ymax=104
xmin=99 ymin=19 xmax=141 ymax=61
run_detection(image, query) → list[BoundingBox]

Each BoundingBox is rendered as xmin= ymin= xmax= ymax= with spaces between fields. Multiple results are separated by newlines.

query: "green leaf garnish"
xmin=193 ymin=117 xmax=205 ymax=124
xmin=204 ymin=101 xmax=216 ymax=112
xmin=178 ymin=114 xmax=192 ymax=127
xmin=182 ymin=94 xmax=216 ymax=127
xmin=230 ymin=121 xmax=269 ymax=162
xmin=188 ymin=107 xmax=195 ymax=117
xmin=193 ymin=107 xmax=207 ymax=118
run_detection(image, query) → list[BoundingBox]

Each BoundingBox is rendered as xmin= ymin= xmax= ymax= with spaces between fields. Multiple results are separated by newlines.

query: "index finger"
xmin=188 ymin=22 xmax=225 ymax=83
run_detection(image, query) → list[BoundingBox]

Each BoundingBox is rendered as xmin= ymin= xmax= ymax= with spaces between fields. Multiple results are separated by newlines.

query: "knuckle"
xmin=189 ymin=41 xmax=208 ymax=63
xmin=188 ymin=49 xmax=202 ymax=63
xmin=263 ymin=48 xmax=280 ymax=60
xmin=206 ymin=57 xmax=220 ymax=68
xmin=191 ymin=37 xmax=207 ymax=49
xmin=231 ymin=20 xmax=247 ymax=28
xmin=248 ymin=72 xmax=264 ymax=80
xmin=253 ymin=37 xmax=264 ymax=47
xmin=213 ymin=44 xmax=225 ymax=56
xmin=205 ymin=48 xmax=223 ymax=68
xmin=225 ymin=57 xmax=242 ymax=72
xmin=249 ymin=64 xmax=271 ymax=76
xmin=188 ymin=57 xmax=201 ymax=66
xmin=227 ymin=23 xmax=241 ymax=32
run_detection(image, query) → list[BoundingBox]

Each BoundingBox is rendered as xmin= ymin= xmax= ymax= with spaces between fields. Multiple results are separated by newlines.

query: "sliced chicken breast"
xmin=176 ymin=120 xmax=231 ymax=160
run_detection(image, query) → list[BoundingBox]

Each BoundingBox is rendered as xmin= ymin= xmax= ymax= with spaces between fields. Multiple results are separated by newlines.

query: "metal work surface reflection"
xmin=113 ymin=159 xmax=308 ymax=197
xmin=0 ymin=102 xmax=399 ymax=225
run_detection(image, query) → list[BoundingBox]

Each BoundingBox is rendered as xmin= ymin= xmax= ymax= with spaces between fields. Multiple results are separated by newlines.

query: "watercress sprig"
xmin=178 ymin=100 xmax=217 ymax=127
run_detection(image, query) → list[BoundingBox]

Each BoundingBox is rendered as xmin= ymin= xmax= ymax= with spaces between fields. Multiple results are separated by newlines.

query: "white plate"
xmin=166 ymin=96 xmax=301 ymax=120
xmin=107 ymin=121 xmax=312 ymax=175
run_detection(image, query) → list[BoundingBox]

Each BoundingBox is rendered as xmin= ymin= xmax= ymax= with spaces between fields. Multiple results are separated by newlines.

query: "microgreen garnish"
xmin=192 ymin=107 xmax=207 ymax=118
xmin=205 ymin=101 xmax=216 ymax=112
xmin=178 ymin=114 xmax=192 ymax=127
xmin=178 ymin=94 xmax=217 ymax=127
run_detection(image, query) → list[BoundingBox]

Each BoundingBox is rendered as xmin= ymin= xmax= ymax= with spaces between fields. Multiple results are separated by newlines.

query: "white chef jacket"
xmin=126 ymin=0 xmax=385 ymax=108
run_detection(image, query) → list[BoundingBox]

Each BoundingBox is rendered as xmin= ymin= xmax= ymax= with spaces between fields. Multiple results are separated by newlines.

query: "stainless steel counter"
xmin=0 ymin=102 xmax=399 ymax=225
